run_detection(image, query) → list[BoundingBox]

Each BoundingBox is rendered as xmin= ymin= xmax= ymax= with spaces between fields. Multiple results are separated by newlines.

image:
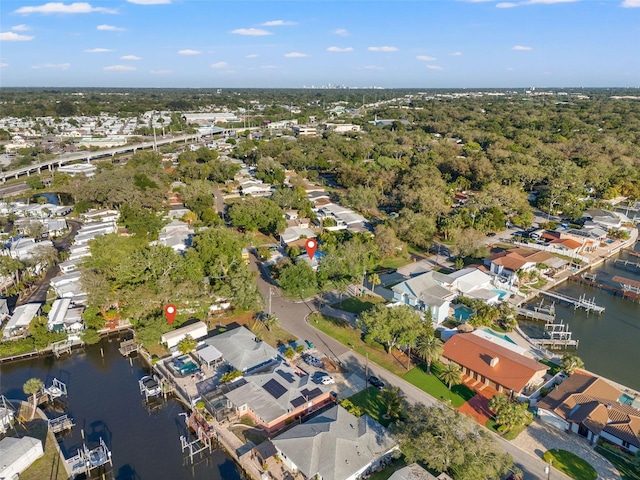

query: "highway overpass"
xmin=0 ymin=133 xmax=201 ymax=183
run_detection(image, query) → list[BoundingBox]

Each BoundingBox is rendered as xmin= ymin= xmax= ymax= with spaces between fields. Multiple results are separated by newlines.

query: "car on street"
xmin=318 ymin=375 xmax=335 ymax=385
xmin=368 ymin=375 xmax=385 ymax=390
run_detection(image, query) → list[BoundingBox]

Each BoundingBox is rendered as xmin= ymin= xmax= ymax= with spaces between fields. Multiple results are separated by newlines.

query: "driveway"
xmin=511 ymin=419 xmax=621 ymax=480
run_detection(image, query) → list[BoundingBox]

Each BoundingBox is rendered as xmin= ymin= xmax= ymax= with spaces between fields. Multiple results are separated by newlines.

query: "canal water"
xmin=0 ymin=338 xmax=242 ymax=480
xmin=520 ymin=240 xmax=640 ymax=391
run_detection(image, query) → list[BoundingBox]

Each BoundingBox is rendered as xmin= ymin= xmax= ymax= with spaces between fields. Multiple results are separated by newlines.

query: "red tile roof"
xmin=443 ymin=333 xmax=547 ymax=393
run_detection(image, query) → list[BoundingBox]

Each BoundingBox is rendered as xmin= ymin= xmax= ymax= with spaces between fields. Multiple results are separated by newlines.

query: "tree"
xmin=488 ymin=394 xmax=532 ymax=433
xmin=439 ymin=362 xmax=462 ymax=389
xmin=276 ymin=261 xmax=317 ymax=298
xmin=177 ymin=334 xmax=198 ymax=355
xmin=220 ymin=370 xmax=242 ymax=383
xmin=393 ymin=403 xmax=513 ymax=479
xmin=263 ymin=314 xmax=278 ymax=331
xmin=415 ymin=333 xmax=443 ymax=374
xmin=228 ymin=197 xmax=286 ymax=234
xmin=358 ymin=304 xmax=422 ymax=353
xmin=23 ymin=378 xmax=44 ymax=419
xmin=379 ymin=386 xmax=404 ymax=419
xmin=368 ymin=273 xmax=381 ymax=291
xmin=560 ymin=354 xmax=584 ymax=376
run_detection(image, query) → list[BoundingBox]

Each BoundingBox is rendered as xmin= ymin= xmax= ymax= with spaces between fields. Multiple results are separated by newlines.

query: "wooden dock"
xmin=535 ymin=289 xmax=605 ymax=314
xmin=622 ymin=248 xmax=640 ymax=259
xmin=49 ymin=414 xmax=75 ymax=434
xmin=517 ymin=308 xmax=555 ymax=322
xmin=531 ymin=338 xmax=579 ymax=349
xmin=118 ymin=338 xmax=139 ymax=357
xmin=614 ymin=259 xmax=640 ymax=272
xmin=569 ymin=275 xmax=640 ymax=302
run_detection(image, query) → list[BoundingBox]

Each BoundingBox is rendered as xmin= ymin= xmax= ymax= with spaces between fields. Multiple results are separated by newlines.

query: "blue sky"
xmin=1 ymin=0 xmax=639 ymax=88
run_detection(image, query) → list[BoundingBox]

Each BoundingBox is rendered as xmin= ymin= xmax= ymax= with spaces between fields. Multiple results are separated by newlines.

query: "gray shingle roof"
xmin=204 ymin=326 xmax=279 ymax=372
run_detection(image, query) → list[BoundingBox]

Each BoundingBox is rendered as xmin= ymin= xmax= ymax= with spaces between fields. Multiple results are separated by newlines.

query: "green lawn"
xmin=309 ymin=313 xmax=411 ymax=376
xmin=347 ymin=387 xmax=394 ymax=427
xmin=543 ymin=449 xmax=598 ymax=480
xmin=378 ymin=256 xmax=412 ymax=270
xmin=595 ymin=446 xmax=640 ymax=480
xmin=485 ymin=417 xmax=531 ymax=441
xmin=402 ymin=362 xmax=475 ymax=408
xmin=331 ymin=295 xmax=385 ymax=314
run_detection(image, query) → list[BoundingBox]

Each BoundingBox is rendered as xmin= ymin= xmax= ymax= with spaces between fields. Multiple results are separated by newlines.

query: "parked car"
xmin=368 ymin=375 xmax=385 ymax=390
xmin=319 ymin=375 xmax=335 ymax=385
xmin=302 ymin=354 xmax=324 ymax=368
xmin=487 ymin=232 xmax=496 ymax=237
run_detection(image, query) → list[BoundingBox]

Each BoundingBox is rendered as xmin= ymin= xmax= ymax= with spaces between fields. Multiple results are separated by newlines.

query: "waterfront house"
xmin=486 ymin=247 xmax=554 ymax=284
xmin=161 ymin=321 xmax=208 ymax=350
xmin=432 ymin=268 xmax=502 ymax=305
xmin=203 ymin=326 xmax=279 ymax=373
xmin=271 ymin=405 xmax=398 ymax=480
xmin=47 ymin=298 xmax=84 ymax=333
xmin=392 ymin=271 xmax=456 ymax=325
xmin=536 ymin=372 xmax=640 ymax=454
xmin=223 ymin=360 xmax=334 ymax=433
xmin=2 ymin=303 xmax=42 ymax=340
xmin=442 ymin=333 xmax=547 ymax=397
xmin=0 ymin=436 xmax=44 ymax=479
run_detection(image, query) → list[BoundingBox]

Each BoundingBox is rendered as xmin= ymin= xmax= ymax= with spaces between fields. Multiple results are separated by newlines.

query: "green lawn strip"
xmin=378 ymin=256 xmax=412 ymax=270
xmin=401 ymin=362 xmax=475 ymax=408
xmin=309 ymin=314 xmax=409 ymax=376
xmin=539 ymin=358 xmax=562 ymax=375
xmin=330 ymin=295 xmax=385 ymax=314
xmin=259 ymin=324 xmax=298 ymax=349
xmin=595 ymin=445 xmax=640 ymax=480
xmin=347 ymin=387 xmax=392 ymax=427
xmin=543 ymin=449 xmax=598 ymax=480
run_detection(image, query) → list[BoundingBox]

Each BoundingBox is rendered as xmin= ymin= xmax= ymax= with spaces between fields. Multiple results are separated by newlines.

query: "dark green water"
xmin=520 ymin=242 xmax=640 ymax=391
xmin=0 ymin=338 xmax=242 ymax=480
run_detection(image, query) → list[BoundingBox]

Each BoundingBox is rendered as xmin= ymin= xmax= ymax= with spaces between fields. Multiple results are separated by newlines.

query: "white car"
xmin=319 ymin=375 xmax=335 ymax=385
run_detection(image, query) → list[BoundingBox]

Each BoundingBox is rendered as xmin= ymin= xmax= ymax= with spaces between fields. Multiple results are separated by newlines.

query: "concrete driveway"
xmin=511 ymin=419 xmax=621 ymax=480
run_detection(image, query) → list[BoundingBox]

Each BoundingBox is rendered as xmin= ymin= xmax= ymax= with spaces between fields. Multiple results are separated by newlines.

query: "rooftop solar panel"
xmin=263 ymin=378 xmax=287 ymax=399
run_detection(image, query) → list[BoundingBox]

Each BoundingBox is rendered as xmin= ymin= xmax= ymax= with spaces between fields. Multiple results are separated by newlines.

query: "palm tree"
xmin=414 ymin=333 xmax=443 ymax=375
xmin=23 ymin=378 xmax=44 ymax=419
xmin=368 ymin=273 xmax=381 ymax=291
xmin=560 ymin=354 xmax=584 ymax=376
xmin=177 ymin=335 xmax=198 ymax=355
xmin=379 ymin=386 xmax=404 ymax=419
xmin=439 ymin=363 xmax=462 ymax=390
xmin=263 ymin=314 xmax=278 ymax=332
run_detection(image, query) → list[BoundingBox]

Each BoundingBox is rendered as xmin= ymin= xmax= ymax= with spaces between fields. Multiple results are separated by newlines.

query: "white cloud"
xmin=127 ymin=0 xmax=171 ymax=4
xmin=97 ymin=24 xmax=125 ymax=31
xmin=85 ymin=47 xmax=111 ymax=53
xmin=150 ymin=69 xmax=171 ymax=74
xmin=363 ymin=65 xmax=384 ymax=70
xmin=368 ymin=46 xmax=398 ymax=52
xmin=178 ymin=49 xmax=201 ymax=55
xmin=496 ymin=2 xmax=518 ymax=7
xmin=32 ymin=62 xmax=71 ymax=69
xmin=15 ymin=2 xmax=117 ymax=15
xmin=261 ymin=20 xmax=296 ymax=26
xmin=12 ymin=24 xmax=31 ymax=31
xmin=450 ymin=51 xmax=463 ymax=56
xmin=416 ymin=55 xmax=436 ymax=61
xmin=426 ymin=65 xmax=444 ymax=70
xmin=284 ymin=52 xmax=307 ymax=58
xmin=621 ymin=0 xmax=640 ymax=6
xmin=334 ymin=28 xmax=349 ymax=36
xmin=507 ymin=67 xmax=514 ymax=71
xmin=0 ymin=32 xmax=35 ymax=41
xmin=0 ymin=63 xmax=8 ymax=68
xmin=104 ymin=64 xmax=136 ymax=71
xmin=245 ymin=54 xmax=259 ymax=58
xmin=211 ymin=61 xmax=228 ymax=68
xmin=512 ymin=45 xmax=533 ymax=50
xmin=327 ymin=46 xmax=353 ymax=52
xmin=231 ymin=28 xmax=272 ymax=36
xmin=121 ymin=55 xmax=141 ymax=60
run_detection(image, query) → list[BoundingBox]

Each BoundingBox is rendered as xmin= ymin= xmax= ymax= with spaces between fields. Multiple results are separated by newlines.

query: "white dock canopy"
xmin=197 ymin=344 xmax=223 ymax=368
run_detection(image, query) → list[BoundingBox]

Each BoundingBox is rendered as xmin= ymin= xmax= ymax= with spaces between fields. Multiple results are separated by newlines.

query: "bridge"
xmin=0 ymin=133 xmax=202 ymax=183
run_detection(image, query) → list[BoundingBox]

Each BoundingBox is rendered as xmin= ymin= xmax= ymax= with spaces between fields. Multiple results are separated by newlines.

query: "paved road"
xmin=250 ymin=253 xmax=572 ymax=480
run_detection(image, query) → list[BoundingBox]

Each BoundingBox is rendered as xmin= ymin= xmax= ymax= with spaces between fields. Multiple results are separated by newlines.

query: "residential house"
xmin=583 ymin=209 xmax=623 ymax=230
xmin=153 ymin=219 xmax=194 ymax=253
xmin=203 ymin=326 xmax=280 ymax=373
xmin=536 ymin=372 xmax=640 ymax=454
xmin=392 ymin=271 xmax=456 ymax=325
xmin=161 ymin=321 xmax=208 ymax=350
xmin=81 ymin=209 xmax=120 ymax=223
xmin=47 ymin=298 xmax=84 ymax=333
xmin=442 ymin=333 xmax=547 ymax=397
xmin=280 ymin=227 xmax=317 ymax=247
xmin=272 ymin=405 xmax=398 ymax=480
xmin=486 ymin=247 xmax=554 ymax=284
xmin=292 ymin=125 xmax=318 ymax=137
xmin=388 ymin=464 xmax=453 ymax=480
xmin=57 ymin=163 xmax=97 ymax=177
xmin=223 ymin=360 xmax=334 ymax=433
xmin=2 ymin=303 xmax=41 ymax=340
xmin=432 ymin=268 xmax=502 ymax=305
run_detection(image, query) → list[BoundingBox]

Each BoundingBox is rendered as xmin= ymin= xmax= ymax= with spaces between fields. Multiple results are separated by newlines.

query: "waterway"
xmin=0 ymin=338 xmax=242 ymax=480
xmin=520 ymin=240 xmax=640 ymax=391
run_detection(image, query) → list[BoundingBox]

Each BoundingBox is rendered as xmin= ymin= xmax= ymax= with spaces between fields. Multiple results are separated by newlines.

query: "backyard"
xmin=330 ymin=295 xmax=386 ymax=314
xmin=346 ymin=387 xmax=397 ymax=428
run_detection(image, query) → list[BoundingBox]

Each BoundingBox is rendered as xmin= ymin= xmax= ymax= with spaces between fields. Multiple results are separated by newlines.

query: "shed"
xmin=161 ymin=321 xmax=208 ymax=350
xmin=0 ymin=436 xmax=44 ymax=479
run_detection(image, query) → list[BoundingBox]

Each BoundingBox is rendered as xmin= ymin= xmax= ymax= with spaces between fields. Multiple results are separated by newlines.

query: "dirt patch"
xmin=458 ymin=394 xmax=493 ymax=425
xmin=321 ymin=356 xmax=342 ymax=373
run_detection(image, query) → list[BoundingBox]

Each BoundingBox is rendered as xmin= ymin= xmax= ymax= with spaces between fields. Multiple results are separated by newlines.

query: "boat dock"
xmin=531 ymin=338 xmax=580 ymax=349
xmin=614 ymin=259 xmax=640 ymax=272
xmin=622 ymin=248 xmax=640 ymax=259
xmin=66 ymin=436 xmax=113 ymax=478
xmin=49 ymin=413 xmax=75 ymax=434
xmin=535 ymin=289 xmax=605 ymax=314
xmin=569 ymin=274 xmax=640 ymax=301
xmin=516 ymin=307 xmax=555 ymax=322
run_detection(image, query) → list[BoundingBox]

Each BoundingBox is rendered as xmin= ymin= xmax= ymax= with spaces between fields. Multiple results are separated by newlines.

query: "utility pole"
xmin=268 ymin=287 xmax=273 ymax=316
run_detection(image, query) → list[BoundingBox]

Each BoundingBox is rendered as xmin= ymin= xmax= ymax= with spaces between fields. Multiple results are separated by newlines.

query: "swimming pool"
xmin=482 ymin=327 xmax=517 ymax=345
xmin=453 ymin=305 xmax=474 ymax=322
xmin=491 ymin=289 xmax=509 ymax=300
xmin=171 ymin=355 xmax=199 ymax=376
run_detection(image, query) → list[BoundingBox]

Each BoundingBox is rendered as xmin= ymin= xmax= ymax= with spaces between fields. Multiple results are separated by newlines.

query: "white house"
xmin=0 ymin=436 xmax=44 ymax=479
xmin=161 ymin=321 xmax=208 ymax=350
xmin=2 ymin=303 xmax=41 ymax=340
xmin=392 ymin=271 xmax=456 ymax=325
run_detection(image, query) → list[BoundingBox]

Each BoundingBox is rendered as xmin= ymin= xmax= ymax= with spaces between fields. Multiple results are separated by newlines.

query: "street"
xmin=250 ymin=252 xmax=571 ymax=480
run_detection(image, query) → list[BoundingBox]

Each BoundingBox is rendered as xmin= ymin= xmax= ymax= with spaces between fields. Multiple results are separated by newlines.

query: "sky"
xmin=0 ymin=0 xmax=639 ymax=88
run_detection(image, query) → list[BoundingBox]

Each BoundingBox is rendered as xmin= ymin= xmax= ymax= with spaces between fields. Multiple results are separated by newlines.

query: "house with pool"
xmin=443 ymin=333 xmax=547 ymax=397
xmin=536 ymin=372 xmax=640 ymax=455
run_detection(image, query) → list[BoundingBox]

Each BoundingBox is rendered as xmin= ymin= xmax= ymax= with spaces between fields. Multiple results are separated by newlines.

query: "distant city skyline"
xmin=1 ymin=0 xmax=639 ymax=88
